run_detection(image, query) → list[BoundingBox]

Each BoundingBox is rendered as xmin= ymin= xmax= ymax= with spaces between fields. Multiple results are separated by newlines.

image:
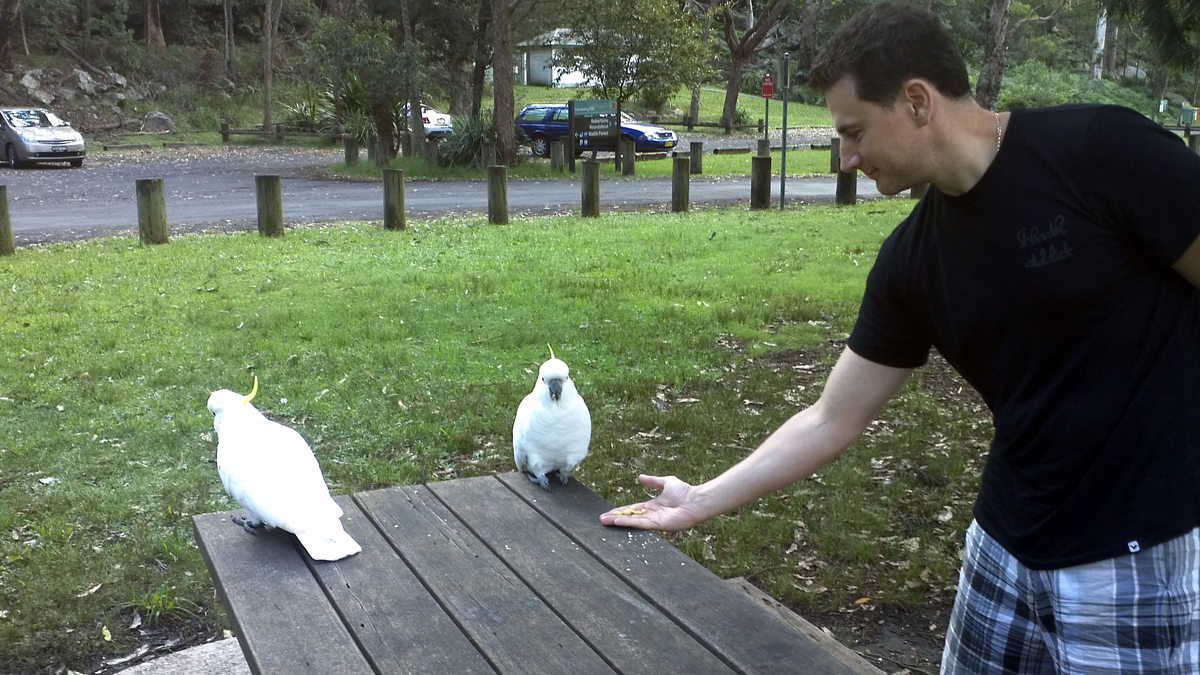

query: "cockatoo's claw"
xmin=232 ymin=515 xmax=264 ymax=535
xmin=557 ymin=469 xmax=572 ymax=486
xmin=527 ymin=472 xmax=552 ymax=491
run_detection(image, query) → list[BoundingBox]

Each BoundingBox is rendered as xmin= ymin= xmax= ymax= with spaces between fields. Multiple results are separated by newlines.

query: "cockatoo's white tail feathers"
xmin=296 ymin=526 xmax=362 ymax=561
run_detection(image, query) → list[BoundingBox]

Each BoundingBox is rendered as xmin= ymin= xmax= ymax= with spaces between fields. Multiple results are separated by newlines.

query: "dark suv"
xmin=514 ymin=104 xmax=678 ymax=157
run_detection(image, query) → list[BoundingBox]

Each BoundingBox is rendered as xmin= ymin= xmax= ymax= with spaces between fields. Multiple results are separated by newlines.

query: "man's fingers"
xmin=637 ymin=474 xmax=670 ymax=490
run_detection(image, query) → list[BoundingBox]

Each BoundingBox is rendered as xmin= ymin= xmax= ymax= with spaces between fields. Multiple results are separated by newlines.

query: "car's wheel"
xmin=5 ymin=144 xmax=20 ymax=169
xmin=70 ymin=159 xmax=84 ymax=168
xmin=531 ymin=134 xmax=549 ymax=158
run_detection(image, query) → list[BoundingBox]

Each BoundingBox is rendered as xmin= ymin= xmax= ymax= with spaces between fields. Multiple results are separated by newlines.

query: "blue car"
xmin=515 ymin=104 xmax=678 ymax=157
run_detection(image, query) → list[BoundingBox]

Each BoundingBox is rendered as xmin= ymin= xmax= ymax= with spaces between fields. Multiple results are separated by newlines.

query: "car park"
xmin=402 ymin=104 xmax=453 ymax=139
xmin=1 ymin=107 xmax=86 ymax=168
xmin=514 ymin=103 xmax=678 ymax=157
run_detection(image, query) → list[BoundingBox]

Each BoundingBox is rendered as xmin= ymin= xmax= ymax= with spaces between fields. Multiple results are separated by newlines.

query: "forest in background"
xmin=2 ymin=0 xmax=1198 ymax=165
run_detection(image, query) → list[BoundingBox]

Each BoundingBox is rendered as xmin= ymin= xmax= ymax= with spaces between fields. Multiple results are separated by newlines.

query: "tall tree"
xmin=976 ymin=0 xmax=1013 ymax=110
xmin=398 ymin=0 xmax=425 ymax=156
xmin=0 ymin=0 xmax=22 ymax=71
xmin=557 ymin=0 xmax=713 ymax=107
xmin=720 ymin=0 xmax=788 ymax=129
xmin=262 ymin=0 xmax=283 ymax=130
xmin=144 ymin=0 xmax=164 ymax=49
xmin=492 ymin=0 xmax=519 ymax=166
xmin=223 ymin=0 xmax=235 ymax=78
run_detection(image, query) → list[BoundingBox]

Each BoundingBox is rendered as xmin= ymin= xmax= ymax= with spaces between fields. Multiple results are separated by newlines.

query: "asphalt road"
xmin=1 ymin=144 xmax=881 ymax=245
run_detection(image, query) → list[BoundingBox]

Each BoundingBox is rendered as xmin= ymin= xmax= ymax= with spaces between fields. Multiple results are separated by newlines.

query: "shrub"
xmin=437 ymin=114 xmax=495 ymax=168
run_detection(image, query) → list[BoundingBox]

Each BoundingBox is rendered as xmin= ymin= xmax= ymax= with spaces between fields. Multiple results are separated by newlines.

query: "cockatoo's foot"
xmin=232 ymin=514 xmax=265 ymax=535
xmin=527 ymin=471 xmax=552 ymax=491
xmin=557 ymin=469 xmax=573 ymax=486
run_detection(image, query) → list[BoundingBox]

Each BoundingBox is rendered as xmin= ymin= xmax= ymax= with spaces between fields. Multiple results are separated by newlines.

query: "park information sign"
xmin=570 ymin=99 xmax=619 ymax=146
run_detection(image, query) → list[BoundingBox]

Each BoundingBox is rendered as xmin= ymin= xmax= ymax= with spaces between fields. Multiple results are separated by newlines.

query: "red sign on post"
xmin=762 ymin=75 xmax=774 ymax=99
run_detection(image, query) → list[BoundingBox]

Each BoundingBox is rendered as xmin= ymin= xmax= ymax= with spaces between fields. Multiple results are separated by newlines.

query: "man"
xmin=600 ymin=3 xmax=1200 ymax=673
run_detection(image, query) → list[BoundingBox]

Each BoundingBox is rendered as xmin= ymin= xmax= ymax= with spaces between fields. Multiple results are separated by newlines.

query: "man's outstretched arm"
xmin=599 ymin=346 xmax=914 ymax=532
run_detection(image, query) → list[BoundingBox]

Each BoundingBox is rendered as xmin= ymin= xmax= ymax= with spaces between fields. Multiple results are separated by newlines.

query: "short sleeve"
xmin=847 ymin=232 xmax=932 ymax=369
xmin=1085 ymin=106 xmax=1200 ymax=265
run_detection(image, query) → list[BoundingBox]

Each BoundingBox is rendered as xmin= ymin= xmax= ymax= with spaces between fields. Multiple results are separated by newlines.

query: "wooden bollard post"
xmin=757 ymin=139 xmax=771 ymax=157
xmin=909 ymin=183 xmax=929 ymax=200
xmin=581 ymin=160 xmax=600 ymax=217
xmin=690 ymin=141 xmax=703 ymax=174
xmin=549 ymin=141 xmax=564 ymax=171
xmin=275 ymin=123 xmax=284 ymax=142
xmin=367 ymin=136 xmax=377 ymax=163
xmin=672 ymin=156 xmax=690 ymax=213
xmin=255 ymin=175 xmax=285 ymax=237
xmin=621 ymin=138 xmax=636 ymax=176
xmin=0 ymin=185 xmax=13 ymax=256
xmin=424 ymin=140 xmax=439 ymax=168
xmin=751 ymin=156 xmax=771 ymax=210
xmin=481 ymin=140 xmax=495 ymax=168
xmin=220 ymin=122 xmax=230 ymax=143
xmin=830 ymin=137 xmax=840 ymax=173
xmin=1190 ymin=135 xmax=1200 ymax=154
xmin=136 ymin=178 xmax=169 ymax=245
xmin=487 ymin=165 xmax=508 ymax=225
xmin=344 ymin=135 xmax=358 ymax=166
xmin=375 ymin=141 xmax=389 ymax=168
xmin=383 ymin=169 xmax=405 ymax=231
xmin=835 ymin=169 xmax=857 ymax=206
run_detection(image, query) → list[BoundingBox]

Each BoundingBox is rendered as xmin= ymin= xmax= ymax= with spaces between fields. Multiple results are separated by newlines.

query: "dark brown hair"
xmin=808 ymin=2 xmax=970 ymax=106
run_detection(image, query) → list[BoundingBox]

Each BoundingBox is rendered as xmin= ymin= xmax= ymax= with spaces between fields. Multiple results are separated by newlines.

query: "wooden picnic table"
xmin=193 ymin=472 xmax=882 ymax=675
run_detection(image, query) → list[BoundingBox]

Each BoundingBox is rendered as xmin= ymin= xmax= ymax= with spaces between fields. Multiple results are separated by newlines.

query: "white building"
xmin=516 ymin=29 xmax=593 ymax=88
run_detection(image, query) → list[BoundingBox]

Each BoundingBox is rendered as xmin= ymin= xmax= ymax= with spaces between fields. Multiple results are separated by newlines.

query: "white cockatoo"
xmin=207 ymin=377 xmax=361 ymax=561
xmin=513 ymin=347 xmax=592 ymax=491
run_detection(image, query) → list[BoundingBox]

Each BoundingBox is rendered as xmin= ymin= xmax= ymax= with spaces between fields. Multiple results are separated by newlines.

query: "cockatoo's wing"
xmin=215 ymin=412 xmax=360 ymax=561
xmin=512 ymin=392 xmax=537 ymax=473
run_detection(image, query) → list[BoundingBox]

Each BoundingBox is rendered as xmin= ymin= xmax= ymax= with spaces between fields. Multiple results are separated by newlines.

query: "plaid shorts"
xmin=941 ymin=521 xmax=1200 ymax=674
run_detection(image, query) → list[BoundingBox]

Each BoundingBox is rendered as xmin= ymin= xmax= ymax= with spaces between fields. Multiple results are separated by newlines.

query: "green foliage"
xmin=998 ymin=60 xmax=1155 ymax=114
xmin=555 ymin=0 xmax=716 ymax=105
xmin=436 ymin=114 xmax=495 ymax=167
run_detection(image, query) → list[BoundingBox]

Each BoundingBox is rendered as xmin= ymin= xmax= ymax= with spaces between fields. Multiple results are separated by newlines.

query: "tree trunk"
xmin=722 ymin=55 xmax=747 ymax=130
xmin=223 ymin=0 xmax=235 ymax=78
xmin=471 ymin=0 xmax=491 ymax=119
xmin=399 ymin=0 xmax=426 ymax=152
xmin=975 ymin=0 xmax=1012 ymax=111
xmin=689 ymin=0 xmax=720 ymax=129
xmin=492 ymin=0 xmax=517 ymax=166
xmin=145 ymin=0 xmax=165 ymax=49
xmin=1104 ymin=20 xmax=1119 ymax=78
xmin=1153 ymin=70 xmax=1170 ymax=100
xmin=0 ymin=0 xmax=21 ymax=72
xmin=720 ymin=0 xmax=788 ymax=128
xmin=262 ymin=0 xmax=275 ymax=131
xmin=1091 ymin=7 xmax=1106 ymax=80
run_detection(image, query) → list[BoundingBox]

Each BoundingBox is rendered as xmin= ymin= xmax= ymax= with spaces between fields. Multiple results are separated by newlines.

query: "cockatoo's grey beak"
xmin=548 ymin=378 xmax=563 ymax=401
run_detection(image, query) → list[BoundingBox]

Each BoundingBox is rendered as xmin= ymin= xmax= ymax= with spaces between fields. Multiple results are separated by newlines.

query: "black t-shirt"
xmin=847 ymin=104 xmax=1200 ymax=569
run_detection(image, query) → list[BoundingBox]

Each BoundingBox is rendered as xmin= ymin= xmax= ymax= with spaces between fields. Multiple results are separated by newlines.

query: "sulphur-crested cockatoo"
xmin=513 ymin=347 xmax=591 ymax=490
xmin=208 ymin=377 xmax=361 ymax=561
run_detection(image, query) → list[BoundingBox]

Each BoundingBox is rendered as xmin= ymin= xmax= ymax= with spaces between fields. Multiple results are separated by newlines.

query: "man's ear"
xmin=900 ymin=79 xmax=934 ymax=127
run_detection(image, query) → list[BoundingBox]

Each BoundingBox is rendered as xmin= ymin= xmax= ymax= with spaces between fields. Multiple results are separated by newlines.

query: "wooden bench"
xmin=193 ymin=473 xmax=883 ymax=675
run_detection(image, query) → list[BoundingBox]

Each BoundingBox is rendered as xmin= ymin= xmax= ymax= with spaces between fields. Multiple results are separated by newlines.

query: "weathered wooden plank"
xmin=496 ymin=472 xmax=870 ymax=675
xmin=725 ymin=577 xmax=885 ymax=675
xmin=192 ymin=511 xmax=374 ymax=675
xmin=355 ymin=485 xmax=617 ymax=675
xmin=304 ymin=496 xmax=495 ymax=674
xmin=428 ymin=476 xmax=737 ymax=675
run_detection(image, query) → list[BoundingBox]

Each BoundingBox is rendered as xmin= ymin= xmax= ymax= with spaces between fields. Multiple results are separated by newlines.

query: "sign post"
xmin=571 ymin=99 xmax=619 ymax=168
xmin=762 ymin=75 xmax=773 ymax=140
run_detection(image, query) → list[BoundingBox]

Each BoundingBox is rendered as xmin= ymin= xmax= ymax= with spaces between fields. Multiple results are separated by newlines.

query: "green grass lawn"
xmin=0 ymin=202 xmax=989 ymax=673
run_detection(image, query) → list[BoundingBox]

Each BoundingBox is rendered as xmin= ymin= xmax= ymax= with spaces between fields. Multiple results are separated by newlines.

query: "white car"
xmin=402 ymin=104 xmax=453 ymax=139
xmin=1 ymin=107 xmax=86 ymax=168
